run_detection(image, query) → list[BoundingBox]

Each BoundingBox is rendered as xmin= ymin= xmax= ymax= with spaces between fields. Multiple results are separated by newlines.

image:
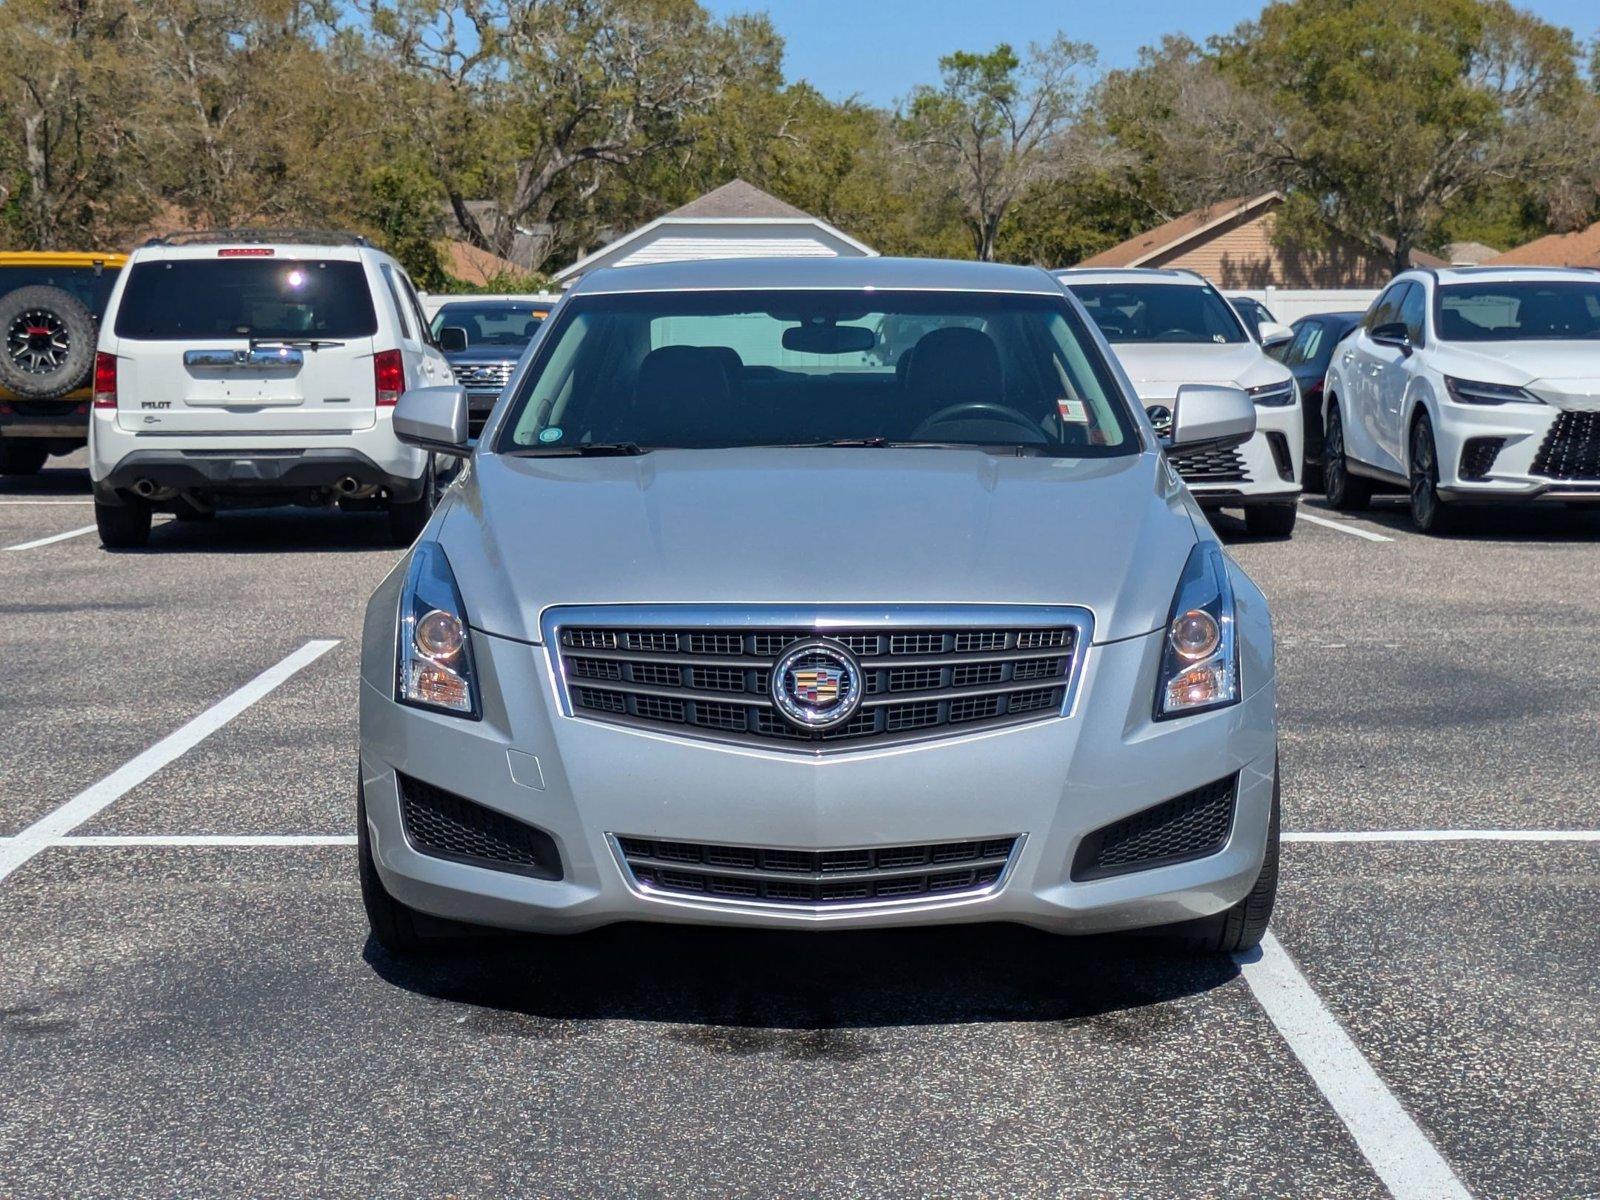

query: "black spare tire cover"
xmin=0 ymin=284 xmax=98 ymax=400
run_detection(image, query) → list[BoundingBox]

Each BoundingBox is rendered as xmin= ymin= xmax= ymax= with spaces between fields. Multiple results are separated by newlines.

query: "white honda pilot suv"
xmin=90 ymin=231 xmax=452 ymax=547
xmin=1323 ymin=266 xmax=1600 ymax=531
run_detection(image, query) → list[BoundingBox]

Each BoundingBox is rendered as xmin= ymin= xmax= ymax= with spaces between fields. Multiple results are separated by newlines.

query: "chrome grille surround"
xmin=610 ymin=833 xmax=1024 ymax=912
xmin=541 ymin=604 xmax=1094 ymax=754
xmin=450 ymin=360 xmax=517 ymax=395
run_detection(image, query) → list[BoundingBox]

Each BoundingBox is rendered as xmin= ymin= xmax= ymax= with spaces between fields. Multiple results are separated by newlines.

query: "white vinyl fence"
xmin=1229 ymin=288 xmax=1378 ymax=324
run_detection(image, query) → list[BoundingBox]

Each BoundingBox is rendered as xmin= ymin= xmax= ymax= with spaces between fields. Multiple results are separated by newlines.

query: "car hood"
xmin=437 ymin=447 xmax=1199 ymax=646
xmin=1108 ymin=343 xmax=1289 ymax=401
xmin=445 ymin=346 xmax=526 ymax=367
xmin=1429 ymin=342 xmax=1600 ymax=411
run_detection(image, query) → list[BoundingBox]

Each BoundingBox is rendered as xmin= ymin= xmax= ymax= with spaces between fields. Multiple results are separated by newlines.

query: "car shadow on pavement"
xmin=364 ymin=922 xmax=1238 ymax=1031
xmin=0 ymin=465 xmax=93 ymax=497
xmin=1309 ymin=496 xmax=1600 ymax=542
xmin=115 ymin=508 xmax=398 ymax=555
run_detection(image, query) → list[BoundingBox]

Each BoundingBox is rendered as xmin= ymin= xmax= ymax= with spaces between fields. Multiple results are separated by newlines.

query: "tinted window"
xmin=1284 ymin=323 xmax=1317 ymax=367
xmin=497 ymin=289 xmax=1138 ymax=457
xmin=1069 ymin=283 xmax=1248 ymax=344
xmin=1365 ymin=283 xmax=1407 ymax=331
xmin=1436 ymin=280 xmax=1600 ymax=341
xmin=0 ymin=265 xmax=120 ymax=320
xmin=431 ymin=301 xmax=548 ymax=347
xmin=379 ymin=264 xmax=412 ymax=339
xmin=114 ymin=259 xmax=378 ymax=340
xmin=1398 ymin=284 xmax=1426 ymax=345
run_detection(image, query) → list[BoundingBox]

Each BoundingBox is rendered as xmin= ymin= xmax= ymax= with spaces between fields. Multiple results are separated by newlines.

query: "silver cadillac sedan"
xmin=357 ymin=257 xmax=1279 ymax=957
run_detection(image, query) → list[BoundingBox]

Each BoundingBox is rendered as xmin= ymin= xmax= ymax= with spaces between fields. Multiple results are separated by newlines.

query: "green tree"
xmin=900 ymin=37 xmax=1096 ymax=261
xmin=1215 ymin=0 xmax=1597 ymax=271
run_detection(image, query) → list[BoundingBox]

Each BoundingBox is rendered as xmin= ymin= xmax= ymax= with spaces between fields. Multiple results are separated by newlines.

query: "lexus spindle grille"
xmin=1169 ymin=444 xmax=1251 ymax=484
xmin=616 ymin=835 xmax=1018 ymax=907
xmin=1531 ymin=411 xmax=1600 ymax=481
xmin=549 ymin=609 xmax=1086 ymax=752
xmin=1071 ymin=774 xmax=1237 ymax=880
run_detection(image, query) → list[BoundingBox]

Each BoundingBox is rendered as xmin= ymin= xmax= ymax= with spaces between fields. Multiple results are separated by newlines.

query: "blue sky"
xmin=701 ymin=0 xmax=1600 ymax=107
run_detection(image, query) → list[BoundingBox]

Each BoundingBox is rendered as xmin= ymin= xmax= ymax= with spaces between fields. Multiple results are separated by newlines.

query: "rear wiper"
xmin=249 ymin=337 xmax=346 ymax=351
xmin=507 ymin=441 xmax=646 ymax=457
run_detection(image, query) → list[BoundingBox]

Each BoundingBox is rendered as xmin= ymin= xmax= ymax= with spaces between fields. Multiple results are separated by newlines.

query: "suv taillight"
xmin=374 ymin=349 xmax=404 ymax=407
xmin=93 ymin=352 xmax=118 ymax=408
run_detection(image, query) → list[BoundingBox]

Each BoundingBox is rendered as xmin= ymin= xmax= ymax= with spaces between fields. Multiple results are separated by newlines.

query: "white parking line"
xmin=1240 ymin=932 xmax=1472 ymax=1200
xmin=0 ymin=499 xmax=95 ymax=505
xmin=1285 ymin=830 xmax=1600 ymax=843
xmin=4 ymin=523 xmax=98 ymax=551
xmin=1300 ymin=512 xmax=1394 ymax=543
xmin=57 ymin=834 xmax=355 ymax=847
xmin=0 ymin=639 xmax=340 ymax=885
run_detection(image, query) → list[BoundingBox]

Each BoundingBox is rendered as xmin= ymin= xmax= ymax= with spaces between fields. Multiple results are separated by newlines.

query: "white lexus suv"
xmin=1322 ymin=266 xmax=1600 ymax=531
xmin=1058 ymin=269 xmax=1303 ymax=537
xmin=89 ymin=231 xmax=452 ymax=547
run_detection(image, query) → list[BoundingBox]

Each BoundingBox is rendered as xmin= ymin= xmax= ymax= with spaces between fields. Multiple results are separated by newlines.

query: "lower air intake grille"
xmin=1170 ymin=444 xmax=1250 ymax=484
xmin=1070 ymin=775 xmax=1237 ymax=881
xmin=1459 ymin=437 xmax=1505 ymax=481
xmin=399 ymin=774 xmax=562 ymax=879
xmin=616 ymin=835 xmax=1017 ymax=907
xmin=1265 ymin=432 xmax=1295 ymax=481
xmin=1530 ymin=411 xmax=1600 ymax=480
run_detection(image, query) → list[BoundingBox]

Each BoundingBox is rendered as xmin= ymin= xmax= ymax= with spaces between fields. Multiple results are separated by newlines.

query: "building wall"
xmin=1146 ymin=208 xmax=1395 ymax=289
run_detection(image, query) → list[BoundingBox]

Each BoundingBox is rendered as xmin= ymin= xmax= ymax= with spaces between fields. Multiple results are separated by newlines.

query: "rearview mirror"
xmin=1370 ymin=322 xmax=1412 ymax=353
xmin=437 ymin=326 xmax=469 ymax=353
xmin=393 ymin=385 xmax=471 ymax=457
xmin=1258 ymin=320 xmax=1293 ymax=348
xmin=1169 ymin=384 xmax=1255 ymax=452
xmin=781 ymin=323 xmax=876 ymax=354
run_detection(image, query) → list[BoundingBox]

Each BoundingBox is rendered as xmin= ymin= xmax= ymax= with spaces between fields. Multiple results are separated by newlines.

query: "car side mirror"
xmin=437 ymin=325 xmax=469 ymax=353
xmin=393 ymin=385 xmax=471 ymax=457
xmin=1169 ymin=384 xmax=1256 ymax=452
xmin=1258 ymin=321 xmax=1293 ymax=349
xmin=1370 ymin=322 xmax=1412 ymax=353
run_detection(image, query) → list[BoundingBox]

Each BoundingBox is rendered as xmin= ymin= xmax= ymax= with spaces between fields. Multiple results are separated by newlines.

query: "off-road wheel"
xmin=0 ymin=285 xmax=97 ymax=400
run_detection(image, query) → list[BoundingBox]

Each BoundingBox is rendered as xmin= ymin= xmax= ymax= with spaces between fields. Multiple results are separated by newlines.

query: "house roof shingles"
xmin=663 ymin=179 xmax=811 ymax=221
xmin=1488 ymin=222 xmax=1600 ymax=269
xmin=1077 ymin=194 xmax=1281 ymax=268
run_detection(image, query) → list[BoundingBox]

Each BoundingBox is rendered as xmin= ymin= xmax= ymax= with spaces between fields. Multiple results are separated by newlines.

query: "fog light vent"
xmin=1070 ymin=774 xmax=1237 ymax=881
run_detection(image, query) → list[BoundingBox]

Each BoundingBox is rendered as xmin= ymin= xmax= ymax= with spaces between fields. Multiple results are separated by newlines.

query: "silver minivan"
xmin=356 ymin=257 xmax=1279 ymax=956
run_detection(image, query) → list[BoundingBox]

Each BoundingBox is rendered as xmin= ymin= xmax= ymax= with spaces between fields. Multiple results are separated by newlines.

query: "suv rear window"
xmin=114 ymin=259 xmax=377 ymax=341
xmin=1 ymin=266 xmax=120 ymax=320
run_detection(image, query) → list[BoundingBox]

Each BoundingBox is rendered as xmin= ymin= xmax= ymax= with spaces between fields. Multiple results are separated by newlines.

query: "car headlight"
xmin=1247 ymin=379 xmax=1296 ymax=407
xmin=1154 ymin=542 xmax=1239 ymax=720
xmin=396 ymin=542 xmax=481 ymax=718
xmin=1444 ymin=376 xmax=1543 ymax=406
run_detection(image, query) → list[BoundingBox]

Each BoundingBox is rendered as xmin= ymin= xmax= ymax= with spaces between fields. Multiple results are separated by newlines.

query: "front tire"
xmin=357 ymin=778 xmax=427 ymax=958
xmin=1245 ymin=503 xmax=1298 ymax=538
xmin=1164 ymin=769 xmax=1280 ymax=954
xmin=0 ymin=440 xmax=49 ymax=476
xmin=386 ymin=461 xmax=436 ymax=546
xmin=95 ymin=496 xmax=152 ymax=549
xmin=1408 ymin=414 xmax=1457 ymax=534
xmin=1323 ymin=405 xmax=1372 ymax=510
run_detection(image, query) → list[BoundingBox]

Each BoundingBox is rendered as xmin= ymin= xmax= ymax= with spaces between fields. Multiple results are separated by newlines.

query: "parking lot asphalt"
xmin=2 ymin=453 xmax=1597 ymax=1199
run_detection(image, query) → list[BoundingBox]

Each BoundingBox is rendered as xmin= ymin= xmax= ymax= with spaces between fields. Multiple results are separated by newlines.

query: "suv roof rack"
xmin=143 ymin=229 xmax=370 ymax=248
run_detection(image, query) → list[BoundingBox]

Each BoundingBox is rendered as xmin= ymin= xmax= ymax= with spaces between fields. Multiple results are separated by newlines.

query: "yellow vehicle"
xmin=0 ymin=250 xmax=127 ymax=475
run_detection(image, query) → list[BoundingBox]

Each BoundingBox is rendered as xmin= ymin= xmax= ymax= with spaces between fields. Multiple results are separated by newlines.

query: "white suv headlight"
xmin=1444 ymin=376 xmax=1543 ymax=406
xmin=396 ymin=542 xmax=481 ymax=718
xmin=1247 ymin=380 xmax=1296 ymax=407
xmin=1154 ymin=542 xmax=1239 ymax=720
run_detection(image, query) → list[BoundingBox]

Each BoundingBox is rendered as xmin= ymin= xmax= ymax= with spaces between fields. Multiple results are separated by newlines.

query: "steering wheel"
xmin=915 ymin=401 xmax=1042 ymax=437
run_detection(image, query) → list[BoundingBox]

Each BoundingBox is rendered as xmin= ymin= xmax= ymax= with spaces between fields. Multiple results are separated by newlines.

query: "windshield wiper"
xmin=507 ymin=441 xmax=646 ymax=457
xmin=784 ymin=437 xmax=1023 ymax=451
xmin=249 ymin=337 xmax=346 ymax=351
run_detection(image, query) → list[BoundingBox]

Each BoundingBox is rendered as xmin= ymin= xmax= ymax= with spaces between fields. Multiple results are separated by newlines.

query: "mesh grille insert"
xmin=1531 ymin=412 xmax=1600 ymax=480
xmin=1071 ymin=775 xmax=1238 ymax=881
xmin=618 ymin=835 xmax=1018 ymax=907
xmin=399 ymin=774 xmax=561 ymax=879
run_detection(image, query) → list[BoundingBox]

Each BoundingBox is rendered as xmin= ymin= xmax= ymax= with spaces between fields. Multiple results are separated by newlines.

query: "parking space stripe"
xmin=57 ymin=834 xmax=356 ymax=847
xmin=0 ymin=639 xmax=340 ymax=885
xmin=0 ymin=499 xmax=95 ymax=505
xmin=1299 ymin=512 xmax=1395 ymax=543
xmin=1284 ymin=830 xmax=1600 ymax=843
xmin=1240 ymin=932 xmax=1472 ymax=1200
xmin=4 ymin=524 xmax=98 ymax=551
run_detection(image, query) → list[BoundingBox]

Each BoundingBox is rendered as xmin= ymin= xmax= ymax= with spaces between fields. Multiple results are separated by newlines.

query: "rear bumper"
xmin=0 ymin=399 xmax=90 ymax=441
xmin=93 ymin=448 xmax=427 ymax=502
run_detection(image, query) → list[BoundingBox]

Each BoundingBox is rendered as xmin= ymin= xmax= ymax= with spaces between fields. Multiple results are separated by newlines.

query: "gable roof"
xmin=663 ymin=179 xmax=812 ymax=220
xmin=1077 ymin=193 xmax=1284 ymax=269
xmin=439 ymin=239 xmax=523 ymax=286
xmin=1487 ymin=222 xmax=1600 ymax=268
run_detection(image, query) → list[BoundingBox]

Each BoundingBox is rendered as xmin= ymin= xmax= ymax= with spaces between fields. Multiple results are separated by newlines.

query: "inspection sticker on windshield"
xmin=539 ymin=427 xmax=564 ymax=443
xmin=1056 ymin=398 xmax=1089 ymax=423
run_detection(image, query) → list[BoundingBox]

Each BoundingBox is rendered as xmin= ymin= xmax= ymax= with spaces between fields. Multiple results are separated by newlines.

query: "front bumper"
xmin=1433 ymin=401 xmax=1600 ymax=502
xmin=1179 ymin=401 xmax=1304 ymax=508
xmin=359 ymin=625 xmax=1278 ymax=936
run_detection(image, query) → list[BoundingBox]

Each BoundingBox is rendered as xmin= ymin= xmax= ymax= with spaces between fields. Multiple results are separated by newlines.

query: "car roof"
xmin=129 ymin=243 xmax=373 ymax=263
xmin=1297 ymin=311 xmax=1364 ymax=324
xmin=1426 ymin=265 xmax=1600 ymax=286
xmin=1054 ymin=267 xmax=1208 ymax=288
xmin=0 ymin=251 xmax=127 ymax=269
xmin=570 ymin=256 xmax=1065 ymax=296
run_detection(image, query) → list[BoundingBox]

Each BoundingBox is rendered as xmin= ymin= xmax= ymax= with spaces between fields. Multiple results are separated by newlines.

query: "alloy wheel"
xmin=6 ymin=309 xmax=71 ymax=375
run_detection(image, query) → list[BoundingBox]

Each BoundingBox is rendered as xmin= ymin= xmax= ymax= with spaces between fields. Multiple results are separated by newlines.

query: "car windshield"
xmin=113 ymin=259 xmax=377 ymax=340
xmin=1069 ymin=283 xmax=1249 ymax=345
xmin=431 ymin=301 xmax=548 ymax=348
xmin=494 ymin=289 xmax=1139 ymax=456
xmin=2 ymin=265 xmax=120 ymax=320
xmin=1436 ymin=281 xmax=1600 ymax=342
